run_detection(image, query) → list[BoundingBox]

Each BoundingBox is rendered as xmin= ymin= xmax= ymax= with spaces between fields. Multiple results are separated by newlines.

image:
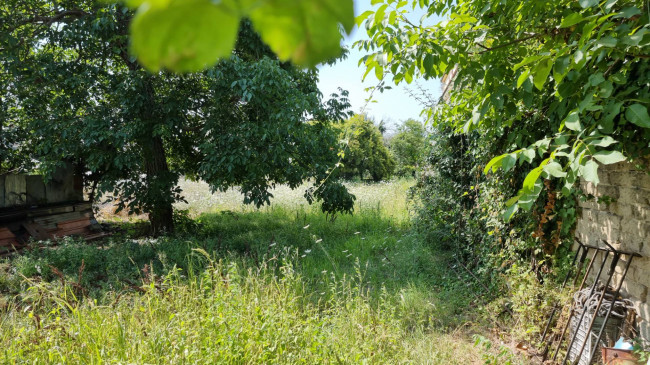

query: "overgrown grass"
xmin=0 ymin=180 xmax=518 ymax=364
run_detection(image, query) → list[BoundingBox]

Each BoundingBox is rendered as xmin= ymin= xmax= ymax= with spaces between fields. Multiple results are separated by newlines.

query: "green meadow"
xmin=0 ymin=180 xmax=506 ymax=364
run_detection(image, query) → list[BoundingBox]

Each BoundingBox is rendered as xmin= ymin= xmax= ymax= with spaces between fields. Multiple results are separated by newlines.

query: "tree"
xmin=390 ymin=119 xmax=427 ymax=177
xmin=339 ymin=114 xmax=395 ymax=181
xmin=1 ymin=1 xmax=355 ymax=234
xmin=357 ymin=0 xmax=650 ymax=220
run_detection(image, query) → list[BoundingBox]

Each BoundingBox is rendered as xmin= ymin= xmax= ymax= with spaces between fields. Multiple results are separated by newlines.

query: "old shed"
xmin=0 ymin=163 xmax=107 ymax=254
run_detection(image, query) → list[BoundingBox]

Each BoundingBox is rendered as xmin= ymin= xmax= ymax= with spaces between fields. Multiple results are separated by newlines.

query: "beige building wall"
xmin=575 ymin=160 xmax=650 ymax=341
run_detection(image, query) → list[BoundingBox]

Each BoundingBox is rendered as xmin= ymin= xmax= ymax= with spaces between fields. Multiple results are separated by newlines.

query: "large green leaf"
xmin=513 ymin=55 xmax=542 ymax=71
xmin=532 ymin=57 xmax=553 ymax=90
xmin=502 ymin=203 xmax=519 ymax=222
xmin=625 ymin=104 xmax=650 ymax=128
xmin=519 ymin=180 xmax=544 ymax=210
xmin=596 ymin=36 xmax=618 ymax=48
xmin=423 ymin=53 xmax=434 ymax=75
xmin=553 ymin=55 xmax=570 ymax=84
xmin=559 ymin=13 xmax=583 ymax=28
xmin=484 ymin=153 xmax=506 ymax=174
xmin=502 ymin=153 xmax=517 ymax=172
xmin=128 ymin=0 xmax=354 ymax=71
xmin=523 ymin=165 xmax=543 ymax=192
xmin=543 ymin=161 xmax=566 ymax=177
xmin=589 ymin=136 xmax=617 ymax=147
xmin=516 ymin=69 xmax=530 ymax=89
xmin=619 ymin=6 xmax=641 ymax=18
xmin=249 ymin=0 xmax=353 ymax=67
xmin=592 ymin=150 xmax=626 ymax=165
xmin=130 ymin=0 xmax=240 ymax=72
xmin=580 ymin=159 xmax=600 ymax=184
xmin=562 ymin=110 xmax=582 ymax=131
xmin=356 ymin=10 xmax=375 ymax=27
xmin=579 ymin=0 xmax=598 ymax=8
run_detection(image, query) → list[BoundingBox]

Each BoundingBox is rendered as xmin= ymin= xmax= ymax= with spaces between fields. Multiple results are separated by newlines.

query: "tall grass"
xmin=0 ymin=180 xmax=500 ymax=364
xmin=2 ymin=249 xmax=478 ymax=364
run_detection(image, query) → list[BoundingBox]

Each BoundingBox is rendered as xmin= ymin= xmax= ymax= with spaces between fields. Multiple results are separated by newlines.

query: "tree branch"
xmin=477 ymin=33 xmax=542 ymax=54
xmin=28 ymin=9 xmax=89 ymax=26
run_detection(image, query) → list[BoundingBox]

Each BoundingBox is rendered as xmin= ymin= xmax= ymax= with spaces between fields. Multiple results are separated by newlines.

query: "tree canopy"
xmin=339 ymin=114 xmax=395 ymax=182
xmin=390 ymin=119 xmax=427 ymax=177
xmin=1 ymin=1 xmax=355 ymax=234
xmin=357 ymin=0 xmax=650 ymax=220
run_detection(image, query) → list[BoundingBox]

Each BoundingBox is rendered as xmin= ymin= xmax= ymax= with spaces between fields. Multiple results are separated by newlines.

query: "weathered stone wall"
xmin=575 ymin=160 xmax=650 ymax=341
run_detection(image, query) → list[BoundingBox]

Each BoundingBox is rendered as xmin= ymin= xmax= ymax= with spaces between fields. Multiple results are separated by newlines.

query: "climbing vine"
xmin=358 ymin=0 xmax=650 ymax=221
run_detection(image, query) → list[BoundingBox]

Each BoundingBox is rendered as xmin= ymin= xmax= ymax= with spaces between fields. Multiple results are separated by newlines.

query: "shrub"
xmin=390 ymin=119 xmax=427 ymax=177
xmin=338 ymin=114 xmax=395 ymax=181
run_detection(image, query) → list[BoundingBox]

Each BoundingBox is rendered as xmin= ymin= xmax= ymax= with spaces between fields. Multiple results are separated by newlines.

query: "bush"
xmin=412 ymin=127 xmax=577 ymax=339
xmin=390 ymin=119 xmax=427 ymax=177
xmin=338 ymin=114 xmax=395 ymax=181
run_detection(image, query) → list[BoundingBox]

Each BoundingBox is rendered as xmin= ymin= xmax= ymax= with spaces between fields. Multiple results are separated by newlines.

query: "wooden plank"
xmin=5 ymin=175 xmax=26 ymax=207
xmin=0 ymin=175 xmax=5 ymax=208
xmin=74 ymin=202 xmax=93 ymax=211
xmin=27 ymin=204 xmax=75 ymax=218
xmin=34 ymin=211 xmax=88 ymax=230
xmin=54 ymin=227 xmax=89 ymax=236
xmin=0 ymin=201 xmax=91 ymax=221
xmin=26 ymin=175 xmax=47 ymax=205
xmin=0 ymin=228 xmax=16 ymax=240
xmin=1 ymin=222 xmax=22 ymax=232
xmin=0 ymin=204 xmax=75 ymax=223
xmin=52 ymin=227 xmax=89 ymax=237
xmin=85 ymin=232 xmax=111 ymax=241
xmin=0 ymin=208 xmax=27 ymax=223
xmin=23 ymin=222 xmax=53 ymax=240
xmin=0 ymin=238 xmax=19 ymax=247
xmin=56 ymin=217 xmax=90 ymax=231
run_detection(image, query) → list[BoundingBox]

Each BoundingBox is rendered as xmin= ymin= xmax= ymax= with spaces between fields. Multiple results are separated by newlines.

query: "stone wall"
xmin=575 ymin=160 xmax=650 ymax=341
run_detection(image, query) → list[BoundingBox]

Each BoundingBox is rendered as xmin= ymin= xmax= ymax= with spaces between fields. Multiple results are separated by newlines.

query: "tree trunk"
xmin=144 ymin=135 xmax=175 ymax=236
xmin=136 ymin=74 xmax=176 ymax=237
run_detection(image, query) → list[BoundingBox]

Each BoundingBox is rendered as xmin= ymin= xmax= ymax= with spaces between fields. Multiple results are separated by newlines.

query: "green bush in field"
xmin=390 ymin=119 xmax=427 ymax=178
xmin=338 ymin=114 xmax=396 ymax=182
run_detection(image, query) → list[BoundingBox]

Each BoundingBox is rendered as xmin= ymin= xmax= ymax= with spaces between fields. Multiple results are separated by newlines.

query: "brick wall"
xmin=575 ymin=160 xmax=650 ymax=341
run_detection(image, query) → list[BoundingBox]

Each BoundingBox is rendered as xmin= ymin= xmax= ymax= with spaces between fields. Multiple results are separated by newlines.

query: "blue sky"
xmin=317 ymin=0 xmax=444 ymax=132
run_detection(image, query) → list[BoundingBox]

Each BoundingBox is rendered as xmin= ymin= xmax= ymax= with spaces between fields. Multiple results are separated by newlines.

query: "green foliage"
xmin=411 ymin=127 xmax=579 ymax=340
xmin=126 ymin=0 xmax=355 ymax=71
xmin=358 ymin=0 xmax=649 ymax=340
xmin=473 ymin=335 xmax=519 ymax=365
xmin=172 ymin=208 xmax=201 ymax=234
xmin=1 ymin=2 xmax=355 ymax=232
xmin=389 ymin=119 xmax=427 ymax=177
xmin=338 ymin=114 xmax=396 ymax=181
xmin=0 ymin=181 xmax=486 ymax=363
xmin=357 ymin=0 xmax=650 ymax=220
